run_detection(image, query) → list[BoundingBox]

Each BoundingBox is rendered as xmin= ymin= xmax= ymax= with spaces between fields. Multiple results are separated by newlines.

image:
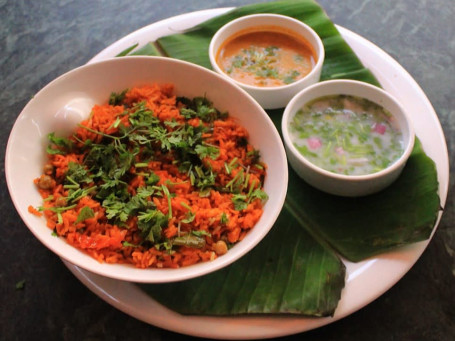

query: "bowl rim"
xmin=281 ymin=79 xmax=416 ymax=181
xmin=208 ymin=13 xmax=325 ymax=92
xmin=5 ymin=55 xmax=289 ymax=283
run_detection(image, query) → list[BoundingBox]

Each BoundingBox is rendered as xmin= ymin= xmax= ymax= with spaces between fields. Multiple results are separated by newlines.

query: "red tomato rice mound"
xmin=31 ymin=84 xmax=268 ymax=269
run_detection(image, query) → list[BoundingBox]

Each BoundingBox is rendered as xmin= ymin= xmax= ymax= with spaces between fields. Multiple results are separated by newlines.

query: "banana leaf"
xmin=127 ymin=0 xmax=440 ymax=316
xmin=129 ymin=42 xmax=162 ymax=56
xmin=142 ymin=211 xmax=345 ymax=316
xmin=281 ymin=138 xmax=440 ymax=261
xmin=155 ymin=0 xmax=380 ymax=86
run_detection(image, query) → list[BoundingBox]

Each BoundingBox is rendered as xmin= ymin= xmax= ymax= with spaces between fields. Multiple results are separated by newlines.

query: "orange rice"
xmin=31 ymin=84 xmax=267 ymax=268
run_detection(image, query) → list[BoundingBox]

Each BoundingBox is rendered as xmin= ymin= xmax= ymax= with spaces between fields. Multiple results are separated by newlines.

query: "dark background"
xmin=1 ymin=1 xmax=454 ymax=340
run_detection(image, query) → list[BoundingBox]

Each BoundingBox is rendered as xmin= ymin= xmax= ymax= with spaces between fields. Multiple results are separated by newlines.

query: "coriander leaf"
xmin=66 ymin=162 xmax=92 ymax=184
xmin=146 ymin=172 xmax=160 ymax=186
xmin=249 ymin=188 xmax=269 ymax=202
xmin=164 ymin=120 xmax=180 ymax=128
xmin=96 ymin=177 xmax=128 ymax=200
xmin=195 ymin=144 xmax=219 ymax=160
xmin=75 ymin=206 xmax=95 ymax=224
xmin=137 ymin=209 xmax=168 ymax=243
xmin=191 ymin=230 xmax=211 ymax=237
xmin=180 ymin=107 xmax=198 ymax=120
xmin=178 ymin=96 xmax=226 ymax=122
xmin=137 ymin=186 xmax=156 ymax=198
xmin=232 ymin=194 xmax=248 ymax=211
xmin=103 ymin=194 xmax=128 ymax=222
xmin=220 ymin=212 xmax=229 ymax=224
xmin=47 ymin=132 xmax=73 ymax=155
xmin=283 ymin=70 xmax=301 ymax=84
xmin=125 ymin=194 xmax=149 ymax=216
xmin=190 ymin=166 xmax=215 ymax=192
xmin=122 ymin=241 xmax=140 ymax=248
xmin=168 ymin=135 xmax=183 ymax=146
xmin=109 ymin=89 xmax=128 ymax=106
xmin=128 ymin=102 xmax=157 ymax=126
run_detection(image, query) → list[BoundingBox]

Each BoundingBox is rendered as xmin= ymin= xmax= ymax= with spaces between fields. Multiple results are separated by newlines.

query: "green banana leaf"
xmin=155 ymin=0 xmax=380 ymax=86
xmin=142 ymin=211 xmax=345 ymax=316
xmin=266 ymin=109 xmax=440 ymax=261
xmin=282 ymin=138 xmax=440 ymax=261
xmin=126 ymin=0 xmax=440 ymax=316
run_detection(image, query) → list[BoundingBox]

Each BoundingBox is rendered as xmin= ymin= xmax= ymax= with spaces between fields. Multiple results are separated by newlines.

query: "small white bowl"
xmin=209 ymin=14 xmax=325 ymax=109
xmin=282 ymin=79 xmax=415 ymax=197
xmin=5 ymin=56 xmax=288 ymax=283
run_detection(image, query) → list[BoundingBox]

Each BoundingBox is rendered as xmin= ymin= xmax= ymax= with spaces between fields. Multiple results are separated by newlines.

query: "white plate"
xmin=64 ymin=8 xmax=449 ymax=340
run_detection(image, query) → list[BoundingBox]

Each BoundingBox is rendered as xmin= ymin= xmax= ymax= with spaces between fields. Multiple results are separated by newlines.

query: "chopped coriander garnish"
xmin=75 ymin=206 xmax=95 ymax=224
xmin=39 ymin=87 xmax=268 ymax=264
xmin=220 ymin=212 xmax=229 ymax=225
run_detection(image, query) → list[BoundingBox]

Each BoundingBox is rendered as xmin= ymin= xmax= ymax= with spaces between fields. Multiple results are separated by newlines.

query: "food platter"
xmin=63 ymin=7 xmax=449 ymax=339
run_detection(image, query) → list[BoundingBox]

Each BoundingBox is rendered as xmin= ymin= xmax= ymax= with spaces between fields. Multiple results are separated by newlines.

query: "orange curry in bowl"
xmin=216 ymin=26 xmax=317 ymax=87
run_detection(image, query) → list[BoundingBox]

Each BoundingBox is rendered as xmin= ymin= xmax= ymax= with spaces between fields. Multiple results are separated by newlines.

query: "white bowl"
xmin=209 ymin=14 xmax=324 ymax=109
xmin=5 ymin=56 xmax=288 ymax=283
xmin=282 ymin=79 xmax=415 ymax=197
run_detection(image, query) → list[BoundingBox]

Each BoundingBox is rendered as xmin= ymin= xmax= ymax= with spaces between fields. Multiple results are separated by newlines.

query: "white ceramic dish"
xmin=5 ymin=56 xmax=288 ymax=284
xmin=282 ymin=79 xmax=415 ymax=197
xmin=209 ymin=14 xmax=324 ymax=109
xmin=66 ymin=8 xmax=447 ymax=340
